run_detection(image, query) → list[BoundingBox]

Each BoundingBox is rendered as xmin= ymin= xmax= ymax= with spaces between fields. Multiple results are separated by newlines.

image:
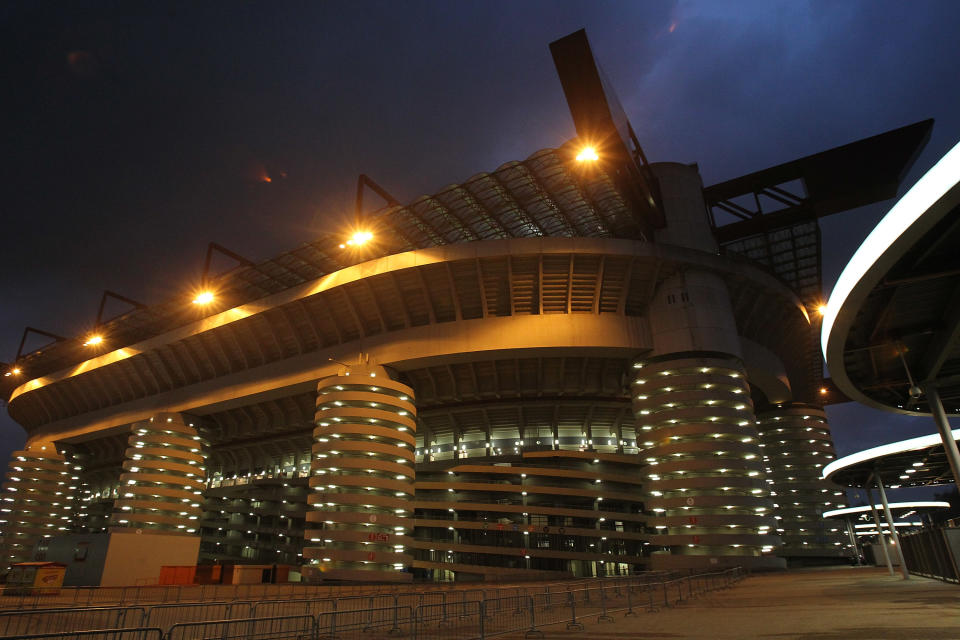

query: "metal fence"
xmin=412 ymin=567 xmax=744 ymax=640
xmin=900 ymin=527 xmax=960 ymax=583
xmin=15 ymin=630 xmax=162 ymax=640
xmin=3 ymin=568 xmax=745 ymax=639
xmin=0 ymin=606 xmax=146 ymax=638
xmin=0 ymin=582 xmax=383 ymax=610
xmin=166 ymin=614 xmax=316 ymax=640
xmin=0 ymin=572 xmax=684 ymax=611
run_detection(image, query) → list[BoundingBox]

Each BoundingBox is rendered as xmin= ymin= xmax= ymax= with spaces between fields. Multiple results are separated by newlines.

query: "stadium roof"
xmin=822 ymin=137 xmax=960 ymax=416
xmin=822 ymin=429 xmax=960 ymax=488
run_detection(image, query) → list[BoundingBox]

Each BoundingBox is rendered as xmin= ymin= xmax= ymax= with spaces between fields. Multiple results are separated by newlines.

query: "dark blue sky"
xmin=1 ymin=1 xmax=958 ymax=483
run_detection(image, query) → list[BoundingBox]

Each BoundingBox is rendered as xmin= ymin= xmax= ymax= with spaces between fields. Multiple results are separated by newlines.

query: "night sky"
xmin=2 ymin=1 xmax=958 ymax=498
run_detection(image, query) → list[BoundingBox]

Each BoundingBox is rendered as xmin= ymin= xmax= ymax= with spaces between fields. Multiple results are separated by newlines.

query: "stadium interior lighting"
xmin=193 ymin=291 xmax=215 ymax=305
xmin=83 ymin=335 xmax=103 ymax=347
xmin=4 ymin=367 xmax=20 ymax=377
xmin=575 ymin=146 xmax=599 ymax=162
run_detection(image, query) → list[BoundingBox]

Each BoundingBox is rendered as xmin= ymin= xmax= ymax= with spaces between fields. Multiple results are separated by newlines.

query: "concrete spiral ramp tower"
xmin=304 ymin=363 xmax=417 ymax=582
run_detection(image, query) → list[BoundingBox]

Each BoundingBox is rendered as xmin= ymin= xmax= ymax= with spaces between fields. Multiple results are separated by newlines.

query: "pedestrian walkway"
xmin=507 ymin=567 xmax=960 ymax=639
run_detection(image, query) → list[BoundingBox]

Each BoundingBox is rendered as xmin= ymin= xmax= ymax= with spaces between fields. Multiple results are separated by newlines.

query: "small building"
xmin=3 ymin=562 xmax=66 ymax=595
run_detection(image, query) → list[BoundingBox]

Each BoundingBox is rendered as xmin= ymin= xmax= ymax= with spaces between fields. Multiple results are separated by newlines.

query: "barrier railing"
xmin=0 ymin=606 xmax=146 ymax=638
xmin=0 ymin=571 xmax=680 ymax=610
xmin=166 ymin=614 xmax=315 ymax=640
xmin=900 ymin=527 xmax=960 ymax=584
xmin=15 ymin=630 xmax=163 ymax=640
xmin=317 ymin=604 xmax=413 ymax=638
xmin=143 ymin=601 xmax=247 ymax=631
xmin=410 ymin=567 xmax=744 ymax=639
xmin=3 ymin=568 xmax=746 ymax=639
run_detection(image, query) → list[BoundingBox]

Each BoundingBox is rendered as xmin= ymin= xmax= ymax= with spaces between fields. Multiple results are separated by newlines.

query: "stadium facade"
xmin=0 ymin=31 xmax=931 ymax=582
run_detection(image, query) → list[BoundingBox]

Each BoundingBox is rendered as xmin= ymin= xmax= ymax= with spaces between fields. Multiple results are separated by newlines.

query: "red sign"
xmin=692 ymin=535 xmax=700 ymax=544
xmin=367 ymin=552 xmax=376 ymax=561
xmin=367 ymin=532 xmax=390 ymax=542
xmin=688 ymin=516 xmax=698 ymax=525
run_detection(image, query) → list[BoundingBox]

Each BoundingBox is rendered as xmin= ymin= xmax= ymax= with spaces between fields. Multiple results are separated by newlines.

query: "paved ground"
xmin=510 ymin=567 xmax=960 ymax=639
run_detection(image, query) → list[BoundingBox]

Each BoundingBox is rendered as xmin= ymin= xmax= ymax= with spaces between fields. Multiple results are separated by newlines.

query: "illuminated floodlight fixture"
xmin=4 ymin=367 xmax=20 ymax=377
xmin=343 ymin=230 xmax=374 ymax=248
xmin=819 ymin=387 xmax=828 ymax=395
xmin=192 ymin=291 xmax=215 ymax=305
xmin=83 ymin=335 xmax=104 ymax=347
xmin=816 ymin=304 xmax=828 ymax=316
xmin=576 ymin=146 xmax=599 ymax=162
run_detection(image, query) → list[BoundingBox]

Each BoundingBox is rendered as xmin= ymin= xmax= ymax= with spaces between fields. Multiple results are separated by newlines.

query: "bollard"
xmin=566 ymin=591 xmax=584 ymax=631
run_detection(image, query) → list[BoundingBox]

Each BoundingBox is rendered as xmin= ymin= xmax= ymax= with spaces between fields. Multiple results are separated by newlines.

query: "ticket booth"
xmin=3 ymin=562 xmax=67 ymax=595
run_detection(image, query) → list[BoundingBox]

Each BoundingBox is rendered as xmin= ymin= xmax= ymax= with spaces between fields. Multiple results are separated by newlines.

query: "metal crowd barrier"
xmin=899 ymin=527 xmax=960 ymax=583
xmin=0 ymin=606 xmax=146 ymax=638
xmin=166 ymin=614 xmax=315 ymax=640
xmin=412 ymin=567 xmax=745 ymax=639
xmin=15 ymin=630 xmax=163 ymax=640
xmin=6 ymin=568 xmax=746 ymax=639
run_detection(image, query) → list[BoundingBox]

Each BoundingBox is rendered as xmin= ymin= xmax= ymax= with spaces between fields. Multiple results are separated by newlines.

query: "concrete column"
xmin=110 ymin=413 xmax=208 ymax=534
xmin=874 ymin=473 xmax=909 ymax=579
xmin=925 ymin=385 xmax=960 ymax=488
xmin=864 ymin=485 xmax=894 ymax=576
xmin=0 ymin=443 xmax=78 ymax=571
xmin=304 ymin=363 xmax=416 ymax=582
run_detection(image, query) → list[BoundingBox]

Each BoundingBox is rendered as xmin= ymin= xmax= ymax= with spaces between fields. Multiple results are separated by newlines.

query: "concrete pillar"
xmin=110 ymin=413 xmax=208 ymax=534
xmin=303 ymin=363 xmax=416 ymax=582
xmin=0 ymin=442 xmax=78 ymax=570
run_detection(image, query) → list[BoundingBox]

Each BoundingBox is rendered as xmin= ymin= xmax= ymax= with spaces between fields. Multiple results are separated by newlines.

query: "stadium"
xmin=0 ymin=30 xmax=933 ymax=584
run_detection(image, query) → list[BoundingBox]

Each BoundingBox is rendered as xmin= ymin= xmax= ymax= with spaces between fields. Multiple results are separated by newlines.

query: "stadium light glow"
xmin=193 ymin=291 xmax=215 ymax=305
xmin=344 ymin=231 xmax=374 ymax=247
xmin=83 ymin=335 xmax=103 ymax=347
xmin=576 ymin=147 xmax=599 ymax=162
